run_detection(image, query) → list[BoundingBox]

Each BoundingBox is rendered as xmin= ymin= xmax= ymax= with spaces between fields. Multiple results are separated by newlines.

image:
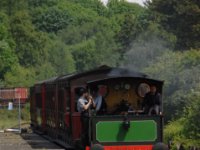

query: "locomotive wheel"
xmin=152 ymin=142 xmax=168 ymax=150
xmin=91 ymin=144 xmax=104 ymax=150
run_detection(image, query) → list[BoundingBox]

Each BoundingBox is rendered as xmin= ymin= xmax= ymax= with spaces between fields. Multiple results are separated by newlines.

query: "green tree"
xmin=107 ymin=0 xmax=144 ymax=16
xmin=164 ymin=118 xmax=185 ymax=148
xmin=32 ymin=6 xmax=72 ymax=33
xmin=164 ymin=89 xmax=200 ymax=148
xmin=4 ymin=65 xmax=36 ymax=87
xmin=28 ymin=0 xmax=58 ymax=7
xmin=60 ymin=17 xmax=120 ymax=71
xmin=68 ymin=0 xmax=108 ymax=16
xmin=117 ymin=14 xmax=139 ymax=53
xmin=0 ymin=41 xmax=18 ymax=79
xmin=183 ymin=90 xmax=200 ymax=141
xmin=31 ymin=1 xmax=100 ymax=32
xmin=70 ymin=35 xmax=119 ymax=72
xmin=47 ymin=38 xmax=76 ymax=75
xmin=34 ymin=62 xmax=56 ymax=81
xmin=10 ymin=10 xmax=49 ymax=67
xmin=0 ymin=12 xmax=18 ymax=79
xmin=0 ymin=0 xmax=28 ymax=16
xmin=56 ymin=1 xmax=99 ymax=26
xmin=147 ymin=0 xmax=200 ymax=50
xmin=70 ymin=39 xmax=96 ymax=71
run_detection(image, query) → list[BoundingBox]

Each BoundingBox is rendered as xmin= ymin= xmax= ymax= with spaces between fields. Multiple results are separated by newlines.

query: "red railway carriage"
xmin=30 ymin=66 xmax=164 ymax=150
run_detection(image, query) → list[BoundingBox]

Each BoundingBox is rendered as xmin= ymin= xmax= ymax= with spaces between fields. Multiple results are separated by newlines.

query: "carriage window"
xmin=66 ymin=93 xmax=70 ymax=112
xmin=137 ymin=83 xmax=150 ymax=97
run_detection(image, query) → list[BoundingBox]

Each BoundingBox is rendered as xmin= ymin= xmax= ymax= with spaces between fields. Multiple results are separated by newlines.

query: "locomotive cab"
xmin=87 ymin=77 xmax=162 ymax=116
xmin=84 ymin=77 xmax=164 ymax=150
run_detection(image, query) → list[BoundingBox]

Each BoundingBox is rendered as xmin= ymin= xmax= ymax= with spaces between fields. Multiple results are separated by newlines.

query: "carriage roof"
xmin=35 ymin=65 xmax=163 ymax=85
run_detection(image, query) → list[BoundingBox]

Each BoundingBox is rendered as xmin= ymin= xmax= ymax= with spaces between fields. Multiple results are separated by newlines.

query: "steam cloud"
xmin=121 ymin=36 xmax=171 ymax=72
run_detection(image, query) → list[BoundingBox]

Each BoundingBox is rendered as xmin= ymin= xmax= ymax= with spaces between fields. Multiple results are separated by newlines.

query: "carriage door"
xmin=71 ymin=86 xmax=85 ymax=140
xmin=57 ymin=83 xmax=71 ymax=142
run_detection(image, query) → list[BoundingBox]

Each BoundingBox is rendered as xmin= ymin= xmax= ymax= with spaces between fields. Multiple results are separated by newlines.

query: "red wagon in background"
xmin=14 ymin=88 xmax=29 ymax=104
xmin=0 ymin=87 xmax=28 ymax=106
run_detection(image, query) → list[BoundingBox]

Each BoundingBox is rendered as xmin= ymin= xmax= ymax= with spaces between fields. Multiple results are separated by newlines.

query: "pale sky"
xmin=101 ymin=0 xmax=146 ymax=6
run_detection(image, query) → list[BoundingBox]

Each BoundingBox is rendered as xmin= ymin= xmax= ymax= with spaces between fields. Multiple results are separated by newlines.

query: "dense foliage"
xmin=147 ymin=0 xmax=200 ymax=50
xmin=0 ymin=0 xmax=199 ymax=146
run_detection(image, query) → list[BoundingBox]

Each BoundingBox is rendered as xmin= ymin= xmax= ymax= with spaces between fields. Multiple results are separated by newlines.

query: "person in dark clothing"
xmin=142 ymin=85 xmax=161 ymax=115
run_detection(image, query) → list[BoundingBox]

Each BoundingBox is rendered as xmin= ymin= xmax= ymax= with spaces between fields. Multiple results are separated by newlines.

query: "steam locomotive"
xmin=30 ymin=65 xmax=164 ymax=150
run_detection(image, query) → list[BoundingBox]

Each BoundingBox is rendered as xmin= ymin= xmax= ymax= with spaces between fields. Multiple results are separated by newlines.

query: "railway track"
xmin=0 ymin=130 xmax=66 ymax=150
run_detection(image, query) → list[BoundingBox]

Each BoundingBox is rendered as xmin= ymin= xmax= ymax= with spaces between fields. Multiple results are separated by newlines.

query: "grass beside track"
xmin=0 ymin=103 xmax=30 ymax=130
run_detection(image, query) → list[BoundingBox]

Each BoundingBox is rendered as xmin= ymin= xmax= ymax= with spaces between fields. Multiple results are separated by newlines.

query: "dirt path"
xmin=0 ymin=131 xmax=65 ymax=150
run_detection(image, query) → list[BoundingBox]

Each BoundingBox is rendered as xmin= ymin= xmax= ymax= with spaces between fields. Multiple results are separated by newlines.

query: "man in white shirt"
xmin=77 ymin=88 xmax=94 ymax=114
xmin=94 ymin=94 xmax=102 ymax=112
